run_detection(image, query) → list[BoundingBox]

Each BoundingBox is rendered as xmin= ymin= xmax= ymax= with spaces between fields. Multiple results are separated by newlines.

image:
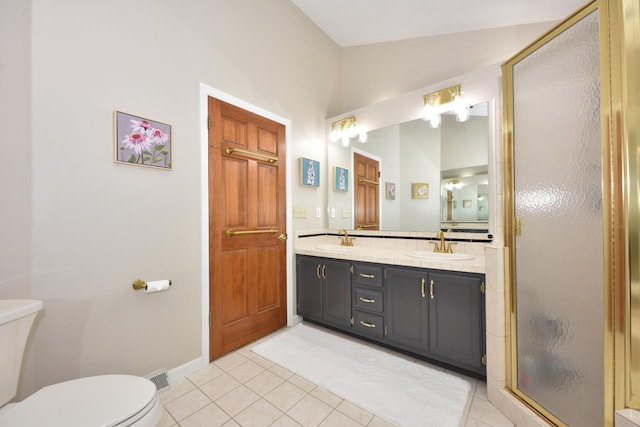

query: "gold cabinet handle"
xmin=359 ymin=297 xmax=375 ymax=303
xmin=226 ymin=147 xmax=278 ymax=163
xmin=430 ymin=279 xmax=434 ymax=300
xmin=359 ymin=273 xmax=375 ymax=279
xmin=360 ymin=321 xmax=376 ymax=328
xmin=322 ymin=264 xmax=326 ymax=279
xmin=316 ymin=264 xmax=321 ymax=279
xmin=421 ymin=278 xmax=426 ymax=298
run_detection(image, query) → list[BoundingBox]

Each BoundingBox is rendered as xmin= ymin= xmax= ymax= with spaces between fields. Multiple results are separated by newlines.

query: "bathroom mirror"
xmin=327 ymin=102 xmax=489 ymax=232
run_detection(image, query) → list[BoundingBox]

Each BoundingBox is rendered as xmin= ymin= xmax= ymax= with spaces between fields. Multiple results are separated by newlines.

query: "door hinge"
xmin=207 ymin=115 xmax=211 ymax=130
xmin=481 ymin=354 xmax=487 ymax=366
xmin=480 ymin=281 xmax=485 ymax=294
xmin=350 ymin=317 xmax=354 ymax=326
xmin=514 ymin=217 xmax=522 ymax=237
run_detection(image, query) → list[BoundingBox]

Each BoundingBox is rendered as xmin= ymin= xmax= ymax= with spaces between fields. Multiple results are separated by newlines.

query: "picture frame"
xmin=463 ymin=199 xmax=473 ymax=208
xmin=411 ymin=183 xmax=429 ymax=199
xmin=385 ymin=182 xmax=396 ymax=200
xmin=300 ymin=157 xmax=320 ymax=187
xmin=333 ymin=166 xmax=349 ymax=192
xmin=114 ymin=111 xmax=172 ymax=170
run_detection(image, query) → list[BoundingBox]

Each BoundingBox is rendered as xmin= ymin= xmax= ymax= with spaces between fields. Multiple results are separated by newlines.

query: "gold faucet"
xmin=431 ymin=231 xmax=456 ymax=253
xmin=338 ymin=228 xmax=355 ymax=247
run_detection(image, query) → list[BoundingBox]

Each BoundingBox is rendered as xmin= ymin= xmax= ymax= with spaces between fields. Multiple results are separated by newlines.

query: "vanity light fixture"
xmin=446 ymin=179 xmax=464 ymax=190
xmin=329 ymin=116 xmax=368 ymax=147
xmin=422 ymin=84 xmax=469 ymax=128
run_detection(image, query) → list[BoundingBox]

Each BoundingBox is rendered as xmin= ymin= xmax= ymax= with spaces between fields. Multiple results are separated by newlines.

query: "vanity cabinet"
xmin=295 ymin=255 xmax=486 ymax=376
xmin=296 ymin=255 xmax=351 ymax=330
xmin=428 ymin=271 xmax=485 ymax=373
xmin=384 ymin=266 xmax=429 ymax=353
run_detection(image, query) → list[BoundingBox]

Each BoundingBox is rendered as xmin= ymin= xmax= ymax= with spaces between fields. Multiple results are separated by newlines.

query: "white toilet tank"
xmin=0 ymin=300 xmax=43 ymax=407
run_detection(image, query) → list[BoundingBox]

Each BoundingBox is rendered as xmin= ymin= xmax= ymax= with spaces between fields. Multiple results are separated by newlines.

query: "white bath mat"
xmin=252 ymin=323 xmax=473 ymax=427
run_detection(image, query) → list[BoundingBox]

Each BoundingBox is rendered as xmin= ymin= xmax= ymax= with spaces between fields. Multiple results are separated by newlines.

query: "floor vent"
xmin=146 ymin=370 xmax=169 ymax=390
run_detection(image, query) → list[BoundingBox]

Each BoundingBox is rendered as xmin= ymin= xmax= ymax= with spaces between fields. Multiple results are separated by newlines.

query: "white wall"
xmin=441 ymin=114 xmax=489 ymax=171
xmin=3 ymin=0 xmax=340 ymax=398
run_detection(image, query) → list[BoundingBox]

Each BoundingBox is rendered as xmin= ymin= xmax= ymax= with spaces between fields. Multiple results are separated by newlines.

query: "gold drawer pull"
xmin=359 ymin=273 xmax=375 ymax=279
xmin=421 ymin=278 xmax=426 ymax=298
xmin=430 ymin=279 xmax=434 ymax=300
xmin=360 ymin=321 xmax=376 ymax=328
xmin=359 ymin=297 xmax=376 ymax=303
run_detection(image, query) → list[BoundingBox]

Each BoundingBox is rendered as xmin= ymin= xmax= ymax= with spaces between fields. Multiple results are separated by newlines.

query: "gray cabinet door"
xmin=385 ymin=266 xmax=429 ymax=353
xmin=296 ymin=256 xmax=323 ymax=321
xmin=428 ymin=271 xmax=484 ymax=373
xmin=322 ymin=258 xmax=352 ymax=329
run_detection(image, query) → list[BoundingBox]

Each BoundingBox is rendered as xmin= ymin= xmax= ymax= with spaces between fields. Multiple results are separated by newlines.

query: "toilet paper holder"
xmin=132 ymin=279 xmax=172 ymax=291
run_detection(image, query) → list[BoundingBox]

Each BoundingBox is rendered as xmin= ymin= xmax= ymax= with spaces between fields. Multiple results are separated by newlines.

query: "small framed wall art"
xmin=333 ymin=166 xmax=349 ymax=192
xmin=300 ymin=157 xmax=320 ymax=187
xmin=385 ymin=182 xmax=396 ymax=200
xmin=114 ymin=111 xmax=172 ymax=170
xmin=411 ymin=183 xmax=429 ymax=199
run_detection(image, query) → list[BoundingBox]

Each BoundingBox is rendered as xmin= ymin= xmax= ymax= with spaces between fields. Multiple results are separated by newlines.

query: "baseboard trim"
xmin=166 ymin=357 xmax=203 ymax=384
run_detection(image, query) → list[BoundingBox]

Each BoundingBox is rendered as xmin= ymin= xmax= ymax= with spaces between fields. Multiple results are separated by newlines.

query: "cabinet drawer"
xmin=354 ymin=288 xmax=383 ymax=313
xmin=353 ymin=311 xmax=384 ymax=339
xmin=353 ymin=263 xmax=383 ymax=288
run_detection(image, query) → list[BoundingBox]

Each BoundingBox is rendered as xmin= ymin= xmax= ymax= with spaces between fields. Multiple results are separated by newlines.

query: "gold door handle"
xmin=430 ymin=279 xmax=434 ymax=300
xmin=358 ymin=178 xmax=380 ymax=185
xmin=421 ymin=278 xmax=426 ymax=298
xmin=277 ymin=233 xmax=287 ymax=241
xmin=359 ymin=297 xmax=376 ymax=303
xmin=360 ymin=321 xmax=376 ymax=328
xmin=359 ymin=273 xmax=375 ymax=279
xmin=316 ymin=264 xmax=321 ymax=279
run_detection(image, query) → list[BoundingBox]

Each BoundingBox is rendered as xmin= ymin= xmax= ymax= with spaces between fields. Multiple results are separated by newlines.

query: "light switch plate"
xmin=341 ymin=209 xmax=352 ymax=218
xmin=293 ymin=207 xmax=307 ymax=218
xmin=315 ymin=207 xmax=322 ymax=218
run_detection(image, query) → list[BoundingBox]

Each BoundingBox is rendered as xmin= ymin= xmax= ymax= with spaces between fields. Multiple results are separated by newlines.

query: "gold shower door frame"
xmin=502 ymin=0 xmax=626 ymax=425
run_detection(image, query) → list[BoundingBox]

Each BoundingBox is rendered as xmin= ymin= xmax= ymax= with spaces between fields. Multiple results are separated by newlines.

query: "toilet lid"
xmin=0 ymin=374 xmax=158 ymax=426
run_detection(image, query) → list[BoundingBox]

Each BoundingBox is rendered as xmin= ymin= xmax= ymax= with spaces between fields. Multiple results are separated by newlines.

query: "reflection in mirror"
xmin=327 ymin=102 xmax=489 ymax=232
xmin=441 ymin=166 xmax=489 ymax=232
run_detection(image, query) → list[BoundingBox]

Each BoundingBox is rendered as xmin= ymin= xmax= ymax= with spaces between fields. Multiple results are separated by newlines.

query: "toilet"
xmin=0 ymin=299 xmax=163 ymax=426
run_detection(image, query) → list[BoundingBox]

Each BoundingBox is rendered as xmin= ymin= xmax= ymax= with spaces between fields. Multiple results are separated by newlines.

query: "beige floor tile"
xmin=156 ymin=408 xmax=177 ymax=427
xmin=458 ymin=415 xmax=468 ymax=427
xmin=227 ymin=360 xmax=266 ymax=383
xmin=288 ymin=374 xmax=316 ymax=393
xmin=474 ymin=381 xmax=488 ymax=401
xmin=233 ymin=398 xmax=283 ymax=427
xmin=160 ymin=377 xmax=196 ymax=403
xmin=286 ymin=394 xmax=333 ymax=427
xmin=187 ymin=363 xmax=225 ymax=386
xmin=468 ymin=398 xmax=515 ymax=427
xmin=236 ymin=345 xmax=259 ymax=360
xmin=465 ymin=417 xmax=497 ymax=427
xmin=367 ymin=416 xmax=397 ymax=427
xmin=245 ymin=369 xmax=286 ymax=396
xmin=270 ymin=414 xmax=302 ymax=427
xmin=310 ymin=387 xmax=343 ymax=408
xmin=215 ymin=385 xmax=261 ymax=417
xmin=214 ymin=352 xmax=249 ymax=372
xmin=164 ymin=388 xmax=211 ymax=422
xmin=336 ymin=400 xmax=373 ymax=425
xmin=179 ymin=403 xmax=231 ymax=427
xmin=252 ymin=355 xmax=275 ymax=369
xmin=269 ymin=364 xmax=295 ymax=379
xmin=221 ymin=420 xmax=241 ymax=427
xmin=320 ymin=409 xmax=363 ymax=426
xmin=264 ymin=380 xmax=307 ymax=412
xmin=199 ymin=373 xmax=241 ymax=401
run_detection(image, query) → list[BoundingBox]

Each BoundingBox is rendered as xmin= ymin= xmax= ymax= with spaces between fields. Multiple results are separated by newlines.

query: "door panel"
xmin=354 ymin=152 xmax=380 ymax=230
xmin=209 ymin=97 xmax=287 ymax=359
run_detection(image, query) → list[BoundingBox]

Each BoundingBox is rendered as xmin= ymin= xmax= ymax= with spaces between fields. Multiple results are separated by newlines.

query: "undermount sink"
xmin=316 ymin=244 xmax=360 ymax=252
xmin=406 ymin=251 xmax=474 ymax=261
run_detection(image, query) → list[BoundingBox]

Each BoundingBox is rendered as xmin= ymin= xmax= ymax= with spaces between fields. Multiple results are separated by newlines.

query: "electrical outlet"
xmin=330 ymin=208 xmax=336 ymax=218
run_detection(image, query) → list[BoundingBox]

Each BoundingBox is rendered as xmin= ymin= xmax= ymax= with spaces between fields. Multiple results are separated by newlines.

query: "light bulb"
xmin=429 ymin=113 xmax=441 ymax=128
xmin=341 ymin=135 xmax=350 ymax=147
xmin=359 ymin=132 xmax=368 ymax=143
xmin=347 ymin=122 xmax=357 ymax=138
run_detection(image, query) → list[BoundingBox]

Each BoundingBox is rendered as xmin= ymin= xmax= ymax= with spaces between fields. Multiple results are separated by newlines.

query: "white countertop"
xmin=295 ymin=234 xmax=486 ymax=274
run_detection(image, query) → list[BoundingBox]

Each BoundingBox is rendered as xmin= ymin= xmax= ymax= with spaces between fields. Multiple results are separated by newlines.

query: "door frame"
xmin=199 ymin=83 xmax=298 ymax=366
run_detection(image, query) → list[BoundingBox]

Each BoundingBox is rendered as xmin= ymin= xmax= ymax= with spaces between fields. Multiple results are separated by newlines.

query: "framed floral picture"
xmin=300 ymin=157 xmax=320 ymax=187
xmin=411 ymin=182 xmax=429 ymax=199
xmin=333 ymin=166 xmax=349 ymax=192
xmin=114 ymin=111 xmax=172 ymax=170
xmin=385 ymin=182 xmax=396 ymax=200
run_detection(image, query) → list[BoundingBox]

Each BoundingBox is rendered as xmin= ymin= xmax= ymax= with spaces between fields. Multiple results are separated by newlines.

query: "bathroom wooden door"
xmin=353 ymin=152 xmax=379 ymax=230
xmin=207 ymin=97 xmax=287 ymax=360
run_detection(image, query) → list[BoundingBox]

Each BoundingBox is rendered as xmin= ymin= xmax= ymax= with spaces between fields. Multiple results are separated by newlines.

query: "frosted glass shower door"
xmin=508 ymin=8 xmax=604 ymax=426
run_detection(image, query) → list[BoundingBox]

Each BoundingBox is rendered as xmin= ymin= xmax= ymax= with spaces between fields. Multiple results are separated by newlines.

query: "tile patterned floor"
xmin=158 ymin=325 xmax=514 ymax=427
